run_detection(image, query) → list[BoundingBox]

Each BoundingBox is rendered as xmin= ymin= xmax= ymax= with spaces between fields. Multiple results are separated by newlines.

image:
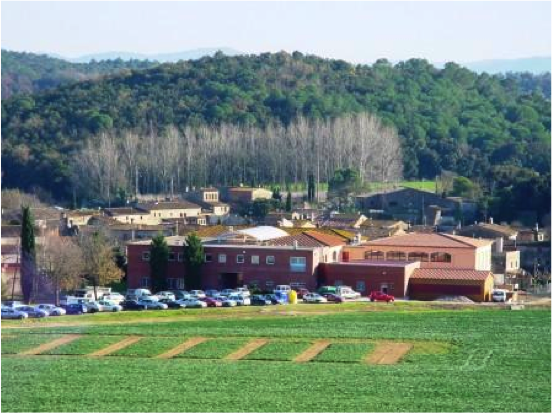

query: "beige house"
xmin=343 ymin=232 xmax=494 ymax=271
xmin=226 ymin=187 xmax=273 ymax=204
xmin=136 ymin=201 xmax=203 ymax=221
xmin=103 ymin=207 xmax=157 ymax=225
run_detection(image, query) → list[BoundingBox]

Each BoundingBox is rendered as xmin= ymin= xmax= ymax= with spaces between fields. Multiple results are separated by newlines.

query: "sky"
xmin=1 ymin=1 xmax=550 ymax=63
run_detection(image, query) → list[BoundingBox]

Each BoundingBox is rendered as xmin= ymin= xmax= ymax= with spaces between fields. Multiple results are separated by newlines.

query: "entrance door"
xmin=220 ymin=273 xmax=244 ymax=289
xmin=380 ymin=284 xmax=389 ymax=294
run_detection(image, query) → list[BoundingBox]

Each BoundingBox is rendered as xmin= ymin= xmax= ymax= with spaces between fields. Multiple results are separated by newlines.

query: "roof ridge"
xmin=439 ymin=233 xmax=479 ymax=248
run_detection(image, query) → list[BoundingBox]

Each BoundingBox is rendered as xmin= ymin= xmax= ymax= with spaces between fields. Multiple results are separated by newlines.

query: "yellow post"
xmin=289 ymin=289 xmax=298 ymax=304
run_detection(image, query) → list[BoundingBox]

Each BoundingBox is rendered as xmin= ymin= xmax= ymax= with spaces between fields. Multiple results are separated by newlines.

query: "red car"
xmin=324 ymin=293 xmax=344 ymax=303
xmin=202 ymin=297 xmax=222 ymax=307
xmin=369 ymin=291 xmax=395 ymax=303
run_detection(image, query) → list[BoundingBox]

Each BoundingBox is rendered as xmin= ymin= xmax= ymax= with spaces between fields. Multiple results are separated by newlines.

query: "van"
xmin=273 ymin=285 xmax=291 ymax=294
xmin=336 ymin=286 xmax=361 ymax=299
xmin=126 ymin=289 xmax=153 ymax=299
xmin=492 ymin=289 xmax=508 ymax=302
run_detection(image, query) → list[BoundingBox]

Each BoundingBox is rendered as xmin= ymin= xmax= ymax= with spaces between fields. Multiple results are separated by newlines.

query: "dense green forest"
xmin=1 ymin=50 xmax=158 ymax=99
xmin=2 ymin=51 xmax=550 ymax=216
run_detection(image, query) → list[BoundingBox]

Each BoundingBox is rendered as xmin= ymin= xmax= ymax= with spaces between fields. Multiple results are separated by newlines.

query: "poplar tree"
xmin=184 ymin=233 xmax=204 ymax=290
xmin=150 ymin=234 xmax=169 ymax=292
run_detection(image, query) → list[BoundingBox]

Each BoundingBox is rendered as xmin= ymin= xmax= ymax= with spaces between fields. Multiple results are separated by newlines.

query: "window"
xmin=364 ymin=251 xmax=385 ymax=260
xmin=178 ymin=253 xmax=184 ymax=262
xmin=218 ymin=254 xmax=227 ymax=263
xmin=430 ymin=252 xmax=452 ymax=263
xmin=204 ymin=253 xmax=212 ymax=263
xmin=407 ymin=252 xmax=429 ymax=262
xmin=141 ymin=277 xmax=151 ymax=288
xmin=168 ymin=252 xmax=176 ymax=262
xmin=290 ymin=257 xmax=307 ymax=272
xmin=176 ymin=278 xmax=185 ymax=289
xmin=332 ymin=251 xmax=338 ymax=261
xmin=251 ymin=255 xmax=260 ymax=265
xmin=265 ymin=280 xmax=274 ymax=288
xmin=266 ymin=256 xmax=275 ymax=265
xmin=237 ymin=255 xmax=245 ymax=264
xmin=142 ymin=252 xmax=151 ymax=262
xmin=387 ymin=251 xmax=406 ymax=261
xmin=356 ymin=281 xmax=366 ymax=292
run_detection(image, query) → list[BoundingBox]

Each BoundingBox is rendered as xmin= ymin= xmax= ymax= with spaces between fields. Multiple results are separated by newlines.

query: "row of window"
xmin=141 ymin=278 xmax=185 ymax=289
xmin=142 ymin=252 xmax=184 ymax=262
xmin=364 ymin=251 xmax=452 ymax=263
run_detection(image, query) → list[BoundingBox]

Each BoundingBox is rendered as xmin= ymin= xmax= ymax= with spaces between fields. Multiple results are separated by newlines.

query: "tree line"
xmin=72 ymin=113 xmax=403 ymax=205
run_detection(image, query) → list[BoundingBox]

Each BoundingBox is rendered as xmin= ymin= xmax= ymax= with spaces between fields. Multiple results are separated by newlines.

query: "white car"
xmin=102 ymin=293 xmax=125 ymax=303
xmin=138 ymin=297 xmax=168 ymax=310
xmin=235 ymin=288 xmax=251 ymax=297
xmin=36 ymin=304 xmax=66 ymax=316
xmin=205 ymin=289 xmax=220 ymax=297
xmin=303 ymin=293 xmax=328 ymax=304
xmin=228 ymin=294 xmax=251 ymax=306
xmin=337 ymin=287 xmax=361 ymax=300
xmin=1 ymin=307 xmax=28 ymax=319
xmin=178 ymin=299 xmax=207 ymax=308
xmin=156 ymin=291 xmax=176 ymax=301
xmin=189 ymin=290 xmax=206 ymax=299
xmin=220 ymin=289 xmax=237 ymax=297
xmin=274 ymin=285 xmax=292 ymax=295
xmin=221 ymin=297 xmax=237 ymax=307
xmin=87 ymin=300 xmax=123 ymax=313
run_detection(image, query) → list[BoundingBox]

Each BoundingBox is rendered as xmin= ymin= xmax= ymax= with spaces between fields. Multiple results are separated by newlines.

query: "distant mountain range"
xmin=52 ymin=47 xmax=243 ymax=63
xmin=459 ymin=56 xmax=551 ymax=74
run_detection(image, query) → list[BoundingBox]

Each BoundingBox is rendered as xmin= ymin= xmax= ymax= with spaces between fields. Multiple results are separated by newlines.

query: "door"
xmin=220 ymin=273 xmax=243 ymax=289
xmin=380 ymin=284 xmax=389 ymax=294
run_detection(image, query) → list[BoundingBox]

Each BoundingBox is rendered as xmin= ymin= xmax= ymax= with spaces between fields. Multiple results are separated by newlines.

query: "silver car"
xmin=1 ymin=307 xmax=28 ymax=319
xmin=15 ymin=306 xmax=48 ymax=318
xmin=36 ymin=304 xmax=66 ymax=316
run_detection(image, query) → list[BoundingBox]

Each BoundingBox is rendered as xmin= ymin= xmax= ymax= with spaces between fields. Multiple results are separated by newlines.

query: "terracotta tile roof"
xmin=137 ymin=201 xmax=202 ymax=211
xmin=304 ymin=230 xmax=347 ymax=247
xmin=1 ymin=225 xmax=21 ymax=238
xmin=191 ymin=225 xmax=254 ymax=238
xmin=104 ymin=207 xmax=146 ymax=216
xmin=459 ymin=223 xmax=518 ymax=237
xmin=411 ymin=268 xmax=492 ymax=282
xmin=364 ymin=233 xmax=492 ymax=249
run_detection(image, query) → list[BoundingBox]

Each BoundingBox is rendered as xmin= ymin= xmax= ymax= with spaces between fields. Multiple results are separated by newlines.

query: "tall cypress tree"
xmin=184 ymin=233 xmax=204 ymax=290
xmin=285 ymin=191 xmax=292 ymax=212
xmin=20 ymin=206 xmax=36 ymax=303
xmin=150 ymin=234 xmax=169 ymax=292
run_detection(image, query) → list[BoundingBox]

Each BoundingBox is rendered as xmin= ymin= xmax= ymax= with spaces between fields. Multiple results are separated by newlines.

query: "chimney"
xmin=293 ymin=240 xmax=298 ymax=250
xmin=489 ymin=217 xmax=494 ymax=225
xmin=535 ymin=222 xmax=539 ymax=231
xmin=495 ymin=237 xmax=503 ymax=254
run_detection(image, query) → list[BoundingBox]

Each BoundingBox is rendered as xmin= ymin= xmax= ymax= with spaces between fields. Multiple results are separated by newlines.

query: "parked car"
xmin=492 ymin=289 xmax=509 ymax=302
xmin=220 ymin=289 xmax=237 ymax=297
xmin=1 ymin=307 xmax=28 ymax=319
xmin=179 ymin=298 xmax=207 ymax=308
xmin=265 ymin=294 xmax=286 ymax=305
xmin=336 ymin=286 xmax=361 ymax=299
xmin=202 ymin=297 xmax=223 ymax=307
xmin=235 ymin=287 xmax=251 ymax=297
xmin=228 ymin=294 xmax=251 ymax=306
xmin=101 ymin=293 xmax=125 ymax=303
xmin=294 ymin=288 xmax=310 ymax=299
xmin=65 ymin=303 xmax=88 ymax=315
xmin=155 ymin=291 xmax=176 ymax=301
xmin=324 ymin=293 xmax=345 ymax=303
xmin=15 ymin=306 xmax=48 ymax=318
xmin=317 ymin=286 xmax=337 ymax=296
xmin=251 ymin=295 xmax=272 ymax=306
xmin=125 ymin=289 xmax=152 ymax=299
xmin=1 ymin=300 xmax=23 ymax=308
xmin=303 ymin=293 xmax=328 ymax=304
xmin=204 ymin=289 xmax=220 ymax=297
xmin=171 ymin=290 xmax=191 ymax=300
xmin=121 ymin=300 xmax=146 ymax=311
xmin=36 ymin=304 xmax=66 ymax=316
xmin=369 ymin=291 xmax=395 ymax=303
xmin=221 ymin=297 xmax=237 ymax=307
xmin=189 ymin=290 xmax=206 ymax=299
xmin=138 ymin=297 xmax=168 ymax=310
xmin=273 ymin=285 xmax=292 ymax=295
xmin=158 ymin=299 xmax=186 ymax=309
xmin=94 ymin=300 xmax=123 ymax=312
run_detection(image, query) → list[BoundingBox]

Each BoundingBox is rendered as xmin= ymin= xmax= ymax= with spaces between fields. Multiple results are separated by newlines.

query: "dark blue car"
xmin=251 ymin=295 xmax=272 ymax=306
xmin=65 ymin=304 xmax=88 ymax=315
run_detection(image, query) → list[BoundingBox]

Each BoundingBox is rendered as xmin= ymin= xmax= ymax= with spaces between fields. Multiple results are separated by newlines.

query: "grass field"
xmin=175 ymin=338 xmax=249 ymax=359
xmin=2 ymin=307 xmax=550 ymax=412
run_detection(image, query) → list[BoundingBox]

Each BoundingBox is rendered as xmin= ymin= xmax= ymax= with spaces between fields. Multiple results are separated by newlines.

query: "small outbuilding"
xmin=408 ymin=268 xmax=494 ymax=302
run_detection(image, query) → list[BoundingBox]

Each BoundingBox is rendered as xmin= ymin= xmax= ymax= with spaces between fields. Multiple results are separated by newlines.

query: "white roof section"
xmin=235 ymin=226 xmax=288 ymax=241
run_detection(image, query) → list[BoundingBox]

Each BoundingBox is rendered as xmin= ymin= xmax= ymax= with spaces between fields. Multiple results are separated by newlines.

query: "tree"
xmin=285 ymin=191 xmax=292 ymax=212
xmin=20 ymin=206 xmax=36 ymax=303
xmin=40 ymin=235 xmax=84 ymax=305
xmin=150 ymin=234 xmax=169 ymax=292
xmin=78 ymin=230 xmax=123 ymax=300
xmin=307 ymin=174 xmax=315 ymax=203
xmin=328 ymin=168 xmax=362 ymax=210
xmin=451 ymin=176 xmax=481 ymax=199
xmin=251 ymin=199 xmax=270 ymax=220
xmin=184 ymin=233 xmax=204 ymax=290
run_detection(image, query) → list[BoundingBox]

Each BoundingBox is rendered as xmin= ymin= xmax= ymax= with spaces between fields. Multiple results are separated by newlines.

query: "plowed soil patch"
xmin=156 ymin=337 xmax=207 ymax=359
xmin=365 ymin=342 xmax=412 ymax=365
xmin=294 ymin=340 xmax=330 ymax=362
xmin=88 ymin=336 xmax=142 ymax=357
xmin=225 ymin=338 xmax=268 ymax=360
xmin=18 ymin=334 xmax=82 ymax=355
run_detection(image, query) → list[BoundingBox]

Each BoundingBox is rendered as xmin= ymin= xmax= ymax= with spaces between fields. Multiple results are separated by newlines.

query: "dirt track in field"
xmin=294 ymin=340 xmax=331 ymax=362
xmin=224 ymin=338 xmax=269 ymax=360
xmin=88 ymin=336 xmax=142 ymax=356
xmin=156 ymin=337 xmax=207 ymax=359
xmin=19 ymin=334 xmax=82 ymax=355
xmin=365 ymin=342 xmax=412 ymax=364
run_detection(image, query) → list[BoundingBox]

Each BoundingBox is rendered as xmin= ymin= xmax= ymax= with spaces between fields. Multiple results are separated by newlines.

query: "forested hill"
xmin=2 ymin=51 xmax=550 ymax=201
xmin=1 ymin=49 xmax=158 ymax=99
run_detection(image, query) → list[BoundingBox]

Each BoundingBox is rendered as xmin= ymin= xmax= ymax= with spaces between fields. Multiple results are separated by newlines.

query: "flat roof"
xmin=324 ymin=260 xmax=415 ymax=268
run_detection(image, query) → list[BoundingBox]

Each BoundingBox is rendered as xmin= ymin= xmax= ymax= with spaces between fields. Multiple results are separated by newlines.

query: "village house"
xmin=186 ymin=188 xmax=231 ymax=219
xmin=223 ymin=187 xmax=273 ymax=205
xmin=103 ymin=207 xmax=156 ymax=225
xmin=136 ymin=200 xmax=203 ymax=221
xmin=358 ymin=218 xmax=408 ymax=240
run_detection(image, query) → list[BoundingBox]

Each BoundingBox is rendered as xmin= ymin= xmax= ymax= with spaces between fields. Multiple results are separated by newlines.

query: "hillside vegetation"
xmin=1 ymin=51 xmax=550 ymax=203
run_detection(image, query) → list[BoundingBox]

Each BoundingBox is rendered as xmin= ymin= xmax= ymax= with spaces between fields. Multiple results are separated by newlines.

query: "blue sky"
xmin=2 ymin=1 xmax=550 ymax=63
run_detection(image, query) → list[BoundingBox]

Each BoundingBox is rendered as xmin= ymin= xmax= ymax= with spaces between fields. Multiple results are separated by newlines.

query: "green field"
xmin=2 ymin=307 xmax=550 ymax=412
xmin=43 ymin=335 xmax=124 ymax=355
